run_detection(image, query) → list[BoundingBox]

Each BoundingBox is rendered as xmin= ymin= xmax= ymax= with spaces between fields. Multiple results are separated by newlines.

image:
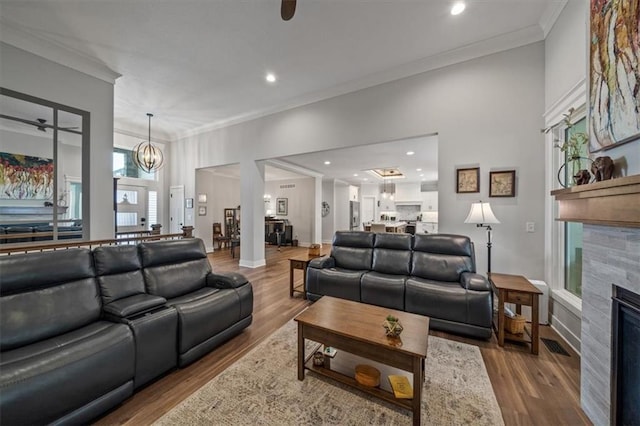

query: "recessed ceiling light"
xmin=416 ymin=168 xmax=422 ymax=172
xmin=353 ymin=173 xmax=358 ymax=177
xmin=451 ymin=2 xmax=465 ymax=15
xmin=363 ymin=178 xmax=368 ymax=181
xmin=420 ymin=174 xmax=424 ymax=177
xmin=406 ymin=151 xmax=415 ymax=156
xmin=265 ymin=73 xmax=277 ymax=83
xmin=324 ymin=161 xmax=331 ymax=165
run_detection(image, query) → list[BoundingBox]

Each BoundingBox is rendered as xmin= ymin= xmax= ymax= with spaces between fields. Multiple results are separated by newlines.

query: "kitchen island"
xmin=364 ymin=222 xmax=408 ymax=233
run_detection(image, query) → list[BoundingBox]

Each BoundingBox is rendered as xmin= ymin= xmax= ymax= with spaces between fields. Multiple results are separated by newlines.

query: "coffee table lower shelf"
xmin=303 ymin=358 xmax=413 ymax=410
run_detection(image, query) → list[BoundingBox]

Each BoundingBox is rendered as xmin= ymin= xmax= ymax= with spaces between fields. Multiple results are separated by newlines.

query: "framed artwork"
xmin=589 ymin=0 xmax=640 ymax=151
xmin=456 ymin=167 xmax=480 ymax=193
xmin=185 ymin=198 xmax=194 ymax=209
xmin=0 ymin=152 xmax=54 ymax=200
xmin=276 ymin=198 xmax=288 ymax=216
xmin=489 ymin=170 xmax=516 ymax=197
xmin=198 ymin=206 xmax=207 ymax=216
xmin=198 ymin=193 xmax=207 ymax=203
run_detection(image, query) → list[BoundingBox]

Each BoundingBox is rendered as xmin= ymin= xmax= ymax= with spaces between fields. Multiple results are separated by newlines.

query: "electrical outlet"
xmin=526 ymin=222 xmax=535 ymax=233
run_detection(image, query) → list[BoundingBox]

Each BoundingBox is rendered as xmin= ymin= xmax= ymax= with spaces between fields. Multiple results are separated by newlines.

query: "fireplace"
xmin=611 ymin=285 xmax=640 ymax=425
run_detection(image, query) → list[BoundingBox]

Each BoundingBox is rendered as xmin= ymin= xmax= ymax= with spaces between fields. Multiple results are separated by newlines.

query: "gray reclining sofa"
xmin=306 ymin=231 xmax=492 ymax=339
xmin=0 ymin=238 xmax=252 ymax=425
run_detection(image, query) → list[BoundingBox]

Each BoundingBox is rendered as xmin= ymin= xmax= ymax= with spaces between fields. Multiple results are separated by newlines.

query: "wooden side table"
xmin=289 ymin=255 xmax=319 ymax=299
xmin=489 ymin=273 xmax=543 ymax=355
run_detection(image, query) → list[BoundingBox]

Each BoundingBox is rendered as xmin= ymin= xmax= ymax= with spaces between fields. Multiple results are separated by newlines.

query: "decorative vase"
xmin=383 ymin=319 xmax=403 ymax=337
xmin=557 ymin=156 xmax=594 ymax=188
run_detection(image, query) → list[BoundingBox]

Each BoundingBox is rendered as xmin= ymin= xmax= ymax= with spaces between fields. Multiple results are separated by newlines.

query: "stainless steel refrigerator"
xmin=350 ymin=201 xmax=360 ymax=230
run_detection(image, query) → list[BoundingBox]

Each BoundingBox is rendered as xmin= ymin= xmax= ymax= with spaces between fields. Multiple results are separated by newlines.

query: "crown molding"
xmin=543 ymin=78 xmax=587 ymax=126
xmin=114 ymin=127 xmax=171 ymax=145
xmin=0 ymin=18 xmax=121 ymax=84
xmin=538 ymin=0 xmax=569 ymax=38
xmin=264 ymin=159 xmax=324 ymax=179
xmin=175 ymin=24 xmax=545 ymax=141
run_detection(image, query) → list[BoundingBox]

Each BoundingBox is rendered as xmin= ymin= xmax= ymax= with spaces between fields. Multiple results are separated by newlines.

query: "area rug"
xmin=155 ymin=321 xmax=504 ymax=425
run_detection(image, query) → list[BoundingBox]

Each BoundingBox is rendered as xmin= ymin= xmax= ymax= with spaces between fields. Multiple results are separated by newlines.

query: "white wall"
xmin=195 ymin=170 xmax=240 ymax=252
xmin=1 ymin=43 xmax=115 ymax=239
xmin=321 ymin=179 xmax=335 ymax=243
xmin=265 ymin=177 xmax=315 ymax=246
xmin=172 ymin=42 xmax=546 ymax=276
xmin=334 ymin=181 xmax=350 ymax=232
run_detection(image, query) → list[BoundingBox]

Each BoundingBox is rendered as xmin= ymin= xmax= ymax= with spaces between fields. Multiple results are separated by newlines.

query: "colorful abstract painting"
xmin=0 ymin=152 xmax=54 ymax=200
xmin=589 ymin=0 xmax=640 ymax=152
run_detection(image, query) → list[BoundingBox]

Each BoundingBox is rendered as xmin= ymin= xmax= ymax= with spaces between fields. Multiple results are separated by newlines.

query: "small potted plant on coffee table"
xmin=383 ymin=315 xmax=403 ymax=337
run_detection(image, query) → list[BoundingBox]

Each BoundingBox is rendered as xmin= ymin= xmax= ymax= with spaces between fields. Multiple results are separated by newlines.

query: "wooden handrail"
xmin=0 ymin=232 xmax=185 ymax=255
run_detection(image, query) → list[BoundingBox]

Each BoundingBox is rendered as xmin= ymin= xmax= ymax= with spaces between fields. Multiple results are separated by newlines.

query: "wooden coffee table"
xmin=294 ymin=297 xmax=429 ymax=426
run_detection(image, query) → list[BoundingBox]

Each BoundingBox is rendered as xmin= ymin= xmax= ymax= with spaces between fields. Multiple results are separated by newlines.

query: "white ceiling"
xmin=0 ymin=0 xmax=562 ymax=140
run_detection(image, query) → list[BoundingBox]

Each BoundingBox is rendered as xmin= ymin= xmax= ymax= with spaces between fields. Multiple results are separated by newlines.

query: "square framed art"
xmin=456 ymin=167 xmax=480 ymax=193
xmin=489 ymin=170 xmax=516 ymax=197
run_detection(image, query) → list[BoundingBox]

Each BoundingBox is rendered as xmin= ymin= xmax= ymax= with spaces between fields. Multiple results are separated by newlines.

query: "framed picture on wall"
xmin=197 ymin=193 xmax=207 ymax=203
xmin=456 ymin=167 xmax=480 ymax=193
xmin=276 ymin=198 xmax=288 ymax=216
xmin=489 ymin=170 xmax=516 ymax=197
xmin=198 ymin=206 xmax=207 ymax=216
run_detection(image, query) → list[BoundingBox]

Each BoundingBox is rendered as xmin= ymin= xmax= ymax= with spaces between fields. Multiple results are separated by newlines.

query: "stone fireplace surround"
xmin=552 ymin=175 xmax=640 ymax=425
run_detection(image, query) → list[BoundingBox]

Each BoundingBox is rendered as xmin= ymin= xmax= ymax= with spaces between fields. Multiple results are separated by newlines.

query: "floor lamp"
xmin=464 ymin=201 xmax=500 ymax=275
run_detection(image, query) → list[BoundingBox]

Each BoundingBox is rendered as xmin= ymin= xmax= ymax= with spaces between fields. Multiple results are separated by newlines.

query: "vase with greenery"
xmin=383 ymin=315 xmax=403 ymax=337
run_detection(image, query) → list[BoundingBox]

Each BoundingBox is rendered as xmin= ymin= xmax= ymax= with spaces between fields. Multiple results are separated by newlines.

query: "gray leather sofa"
xmin=306 ymin=231 xmax=492 ymax=339
xmin=0 ymin=238 xmax=253 ymax=425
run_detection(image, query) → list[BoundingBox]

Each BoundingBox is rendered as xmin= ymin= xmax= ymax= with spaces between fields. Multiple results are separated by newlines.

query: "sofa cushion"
xmin=411 ymin=234 xmax=475 ymax=281
xmin=0 ymin=249 xmax=100 ymax=351
xmin=405 ymin=277 xmax=468 ymax=324
xmin=306 ymin=267 xmax=364 ymax=302
xmin=94 ymin=245 xmax=147 ymax=304
xmin=0 ymin=322 xmax=134 ymax=425
xmin=331 ymin=231 xmax=375 ymax=271
xmin=361 ymin=272 xmax=406 ymax=310
xmin=371 ymin=233 xmax=412 ymax=275
xmin=166 ymin=287 xmax=241 ymax=354
xmin=140 ymin=239 xmax=211 ymax=299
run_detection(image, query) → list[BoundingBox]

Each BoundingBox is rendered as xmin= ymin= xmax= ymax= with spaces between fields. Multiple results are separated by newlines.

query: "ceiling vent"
xmin=279 ymin=184 xmax=296 ymax=189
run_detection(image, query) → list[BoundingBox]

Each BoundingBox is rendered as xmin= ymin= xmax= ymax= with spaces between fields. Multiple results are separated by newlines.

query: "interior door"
xmin=116 ymin=184 xmax=148 ymax=233
xmin=169 ymin=185 xmax=185 ymax=234
xmin=362 ymin=196 xmax=376 ymax=227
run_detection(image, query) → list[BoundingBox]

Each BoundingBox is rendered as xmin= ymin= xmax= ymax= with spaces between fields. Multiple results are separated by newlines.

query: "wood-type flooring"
xmin=95 ymin=244 xmax=591 ymax=426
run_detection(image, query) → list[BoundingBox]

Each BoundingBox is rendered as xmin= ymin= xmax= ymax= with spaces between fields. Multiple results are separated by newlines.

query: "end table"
xmin=289 ymin=254 xmax=320 ymax=299
xmin=489 ymin=273 xmax=543 ymax=355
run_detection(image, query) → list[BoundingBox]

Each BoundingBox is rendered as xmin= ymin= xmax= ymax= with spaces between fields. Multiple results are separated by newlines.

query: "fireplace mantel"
xmin=551 ymin=174 xmax=640 ymax=228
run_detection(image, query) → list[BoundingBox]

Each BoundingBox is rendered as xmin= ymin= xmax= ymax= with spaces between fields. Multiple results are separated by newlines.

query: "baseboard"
xmin=239 ymin=258 xmax=266 ymax=268
xmin=550 ymin=315 xmax=581 ymax=355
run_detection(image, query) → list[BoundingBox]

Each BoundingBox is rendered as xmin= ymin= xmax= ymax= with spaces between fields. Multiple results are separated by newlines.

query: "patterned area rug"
xmin=155 ymin=321 xmax=504 ymax=425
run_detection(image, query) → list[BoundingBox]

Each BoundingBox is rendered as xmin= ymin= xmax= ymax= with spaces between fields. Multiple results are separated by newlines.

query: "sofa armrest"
xmin=461 ymin=272 xmax=491 ymax=292
xmin=207 ymin=272 xmax=249 ymax=289
xmin=308 ymin=256 xmax=335 ymax=269
xmin=103 ymin=293 xmax=167 ymax=318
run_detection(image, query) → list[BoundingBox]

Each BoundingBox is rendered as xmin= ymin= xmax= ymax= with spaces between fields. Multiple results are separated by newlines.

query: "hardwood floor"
xmin=95 ymin=244 xmax=591 ymax=425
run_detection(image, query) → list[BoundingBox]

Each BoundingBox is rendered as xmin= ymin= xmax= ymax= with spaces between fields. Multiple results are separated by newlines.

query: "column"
xmin=239 ymin=159 xmax=266 ymax=268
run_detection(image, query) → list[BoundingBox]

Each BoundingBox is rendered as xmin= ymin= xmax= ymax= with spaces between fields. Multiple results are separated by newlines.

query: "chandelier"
xmin=381 ymin=169 xmax=395 ymax=200
xmin=132 ymin=113 xmax=164 ymax=173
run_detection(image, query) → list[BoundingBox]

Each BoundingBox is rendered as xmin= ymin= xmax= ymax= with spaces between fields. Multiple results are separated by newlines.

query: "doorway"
xmin=169 ymin=185 xmax=185 ymax=234
xmin=115 ymin=184 xmax=148 ymax=233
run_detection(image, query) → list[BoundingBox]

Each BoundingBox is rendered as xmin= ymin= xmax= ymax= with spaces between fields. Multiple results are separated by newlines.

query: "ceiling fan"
xmin=0 ymin=114 xmax=80 ymax=134
xmin=281 ymin=0 xmax=296 ymax=21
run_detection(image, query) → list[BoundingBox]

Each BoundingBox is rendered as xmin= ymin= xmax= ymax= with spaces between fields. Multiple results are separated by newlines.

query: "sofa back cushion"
xmin=93 ymin=245 xmax=145 ymax=304
xmin=139 ymin=238 xmax=211 ymax=299
xmin=331 ymin=231 xmax=374 ymax=271
xmin=411 ymin=234 xmax=476 ymax=282
xmin=0 ymin=249 xmax=100 ymax=351
xmin=372 ymin=233 xmax=412 ymax=275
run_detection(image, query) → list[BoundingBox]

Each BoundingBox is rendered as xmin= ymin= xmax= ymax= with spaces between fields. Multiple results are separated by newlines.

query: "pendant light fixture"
xmin=132 ymin=113 xmax=164 ymax=173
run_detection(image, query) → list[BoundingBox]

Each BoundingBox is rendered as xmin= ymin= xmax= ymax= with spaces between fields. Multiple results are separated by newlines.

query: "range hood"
xmin=394 ymin=201 xmax=422 ymax=206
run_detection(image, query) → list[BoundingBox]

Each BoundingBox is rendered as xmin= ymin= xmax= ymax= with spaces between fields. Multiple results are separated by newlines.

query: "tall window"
xmin=113 ymin=148 xmax=155 ymax=180
xmin=563 ymin=117 xmax=587 ymax=297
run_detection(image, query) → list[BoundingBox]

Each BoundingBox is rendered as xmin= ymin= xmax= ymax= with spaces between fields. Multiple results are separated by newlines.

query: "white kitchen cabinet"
xmin=420 ymin=191 xmax=438 ymax=211
xmin=394 ymin=183 xmax=420 ymax=201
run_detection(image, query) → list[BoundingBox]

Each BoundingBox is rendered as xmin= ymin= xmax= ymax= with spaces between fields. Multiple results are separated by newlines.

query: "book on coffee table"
xmin=388 ymin=375 xmax=413 ymax=399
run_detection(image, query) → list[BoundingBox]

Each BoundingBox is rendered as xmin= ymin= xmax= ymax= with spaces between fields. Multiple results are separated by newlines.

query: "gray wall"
xmin=195 ymin=170 xmax=240 ymax=252
xmin=265 ymin=177 xmax=315 ymax=246
xmin=171 ymin=42 xmax=547 ymax=277
xmin=1 ymin=42 xmax=115 ymax=239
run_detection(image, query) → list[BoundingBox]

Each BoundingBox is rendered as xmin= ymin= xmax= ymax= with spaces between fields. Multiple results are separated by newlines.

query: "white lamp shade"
xmin=464 ymin=202 xmax=500 ymax=225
